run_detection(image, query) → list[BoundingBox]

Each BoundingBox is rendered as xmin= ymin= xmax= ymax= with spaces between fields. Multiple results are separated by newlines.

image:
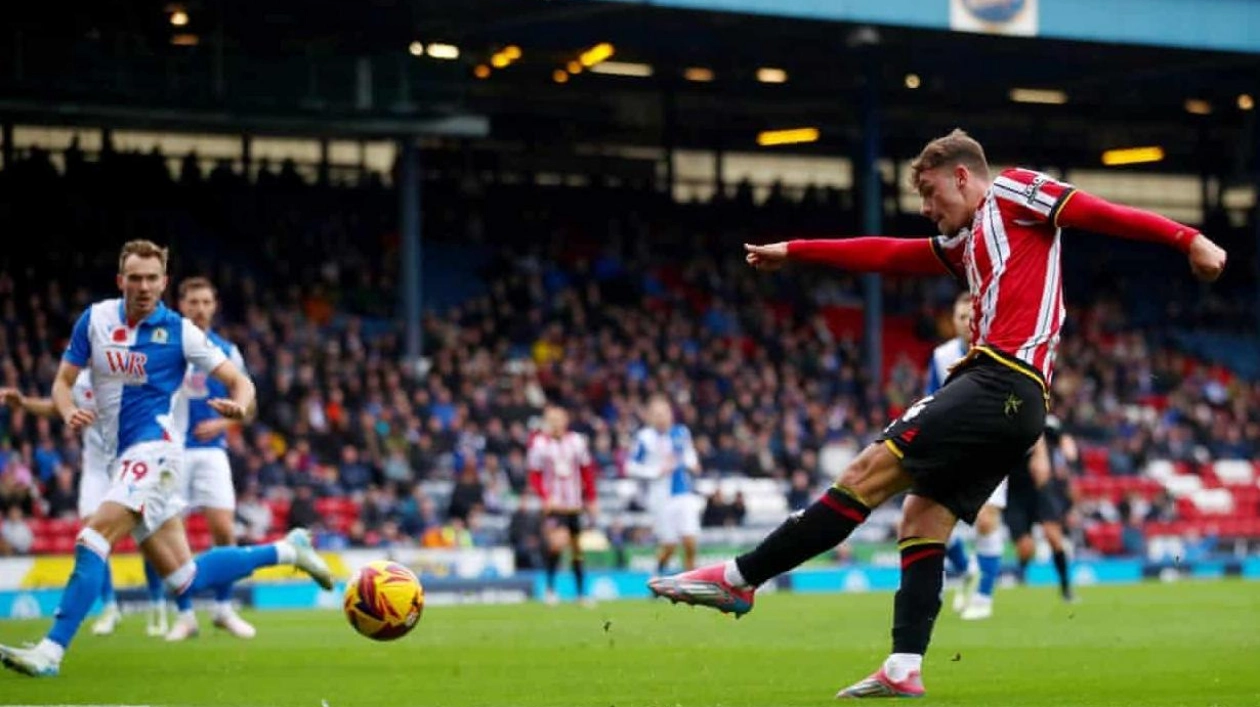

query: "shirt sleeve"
xmin=525 ymin=434 xmax=544 ymax=471
xmin=991 ymin=168 xmax=1077 ymax=224
xmin=181 ymin=318 xmax=229 ymax=374
xmin=64 ymin=309 xmax=92 ymax=367
xmin=577 ymin=434 xmax=594 ymax=467
xmin=680 ymin=427 xmax=700 ymax=470
xmin=625 ymin=431 xmax=655 ymax=479
xmin=229 ymin=343 xmax=247 ymax=375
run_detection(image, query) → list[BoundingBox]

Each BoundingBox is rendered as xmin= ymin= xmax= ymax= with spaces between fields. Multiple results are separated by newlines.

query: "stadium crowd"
xmin=0 ymin=143 xmax=1257 ymax=562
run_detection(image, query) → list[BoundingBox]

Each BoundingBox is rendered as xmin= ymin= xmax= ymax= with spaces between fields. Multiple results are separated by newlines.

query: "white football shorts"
xmin=102 ymin=440 xmax=185 ymax=542
xmin=653 ymin=493 xmax=702 ymax=545
xmin=181 ymin=447 xmax=236 ymax=511
xmin=77 ymin=444 xmax=113 ymax=519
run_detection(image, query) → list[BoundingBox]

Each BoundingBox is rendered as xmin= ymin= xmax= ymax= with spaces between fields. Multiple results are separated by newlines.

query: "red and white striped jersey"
xmin=526 ymin=430 xmax=596 ymax=511
xmin=932 ymin=168 xmax=1076 ymax=383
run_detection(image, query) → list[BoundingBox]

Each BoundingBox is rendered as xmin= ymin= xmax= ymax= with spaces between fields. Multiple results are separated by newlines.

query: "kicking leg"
xmin=146 ymin=521 xmax=331 ymax=642
xmin=649 ymin=442 xmax=911 ymax=616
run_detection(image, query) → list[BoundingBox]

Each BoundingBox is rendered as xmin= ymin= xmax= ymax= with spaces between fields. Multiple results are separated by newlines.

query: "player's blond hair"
xmin=909 ymin=129 xmax=990 ymax=187
xmin=118 ymin=239 xmax=169 ymax=273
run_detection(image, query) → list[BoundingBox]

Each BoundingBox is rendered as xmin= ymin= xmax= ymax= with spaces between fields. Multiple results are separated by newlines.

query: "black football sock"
xmin=891 ymin=538 xmax=947 ymax=656
xmin=734 ymin=485 xmax=870 ymax=587
xmin=572 ymin=558 xmax=586 ymax=597
xmin=544 ymin=551 xmax=560 ymax=591
xmin=1052 ymin=549 xmax=1071 ymax=597
xmin=1017 ymin=555 xmax=1031 ymax=584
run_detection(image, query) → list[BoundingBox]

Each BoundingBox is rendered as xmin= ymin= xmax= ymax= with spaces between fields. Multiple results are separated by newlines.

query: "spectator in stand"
xmin=0 ymin=457 xmax=37 ymax=517
xmin=397 ymin=487 xmax=439 ymax=537
xmin=447 ymin=460 xmax=486 ymax=523
xmin=43 ymin=465 xmax=79 ymax=520
xmin=235 ymin=484 xmax=273 ymax=544
xmin=508 ymin=487 xmax=546 ymax=570
xmin=1 ymin=506 xmax=34 ymax=556
xmin=786 ymin=469 xmax=815 ymax=512
xmin=0 ymin=144 xmax=1255 ymax=562
xmin=338 ymin=444 xmax=374 ymax=494
xmin=287 ymin=484 xmax=321 ymax=531
xmin=1121 ymin=510 xmax=1147 ymax=557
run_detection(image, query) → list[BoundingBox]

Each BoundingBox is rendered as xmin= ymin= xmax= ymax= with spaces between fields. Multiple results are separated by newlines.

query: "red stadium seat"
xmin=1085 ymin=522 xmax=1125 ymax=555
xmin=45 ymin=518 xmax=80 ymax=538
xmin=1231 ymin=486 xmax=1259 ymax=516
xmin=1082 ymin=447 xmax=1110 ymax=477
xmin=268 ymin=500 xmax=291 ymax=526
xmin=189 ymin=531 xmax=213 ymax=551
xmin=1175 ymin=497 xmax=1199 ymax=520
xmin=30 ymin=518 xmax=54 ymax=538
xmin=186 ymin=514 xmax=208 ymax=533
xmin=1199 ymin=467 xmax=1221 ymax=489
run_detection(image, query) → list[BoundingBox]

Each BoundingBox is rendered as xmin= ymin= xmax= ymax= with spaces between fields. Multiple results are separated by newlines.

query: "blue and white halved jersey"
xmin=63 ymin=299 xmax=228 ymax=458
xmin=627 ymin=424 xmax=700 ymax=501
xmin=173 ymin=329 xmax=245 ymax=450
xmin=925 ymin=337 xmax=967 ymax=396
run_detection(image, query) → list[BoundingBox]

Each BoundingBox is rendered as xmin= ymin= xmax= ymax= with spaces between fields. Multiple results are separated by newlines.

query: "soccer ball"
xmin=343 ymin=560 xmax=425 ymax=640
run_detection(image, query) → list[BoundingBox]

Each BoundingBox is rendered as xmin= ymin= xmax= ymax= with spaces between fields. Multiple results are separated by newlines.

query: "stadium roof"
xmin=2 ymin=0 xmax=1257 ymax=176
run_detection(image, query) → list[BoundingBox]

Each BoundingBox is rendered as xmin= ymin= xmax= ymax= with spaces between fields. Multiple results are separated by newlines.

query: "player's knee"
xmin=1015 ymin=536 xmax=1035 ymax=557
xmin=976 ymin=506 xmax=1000 ymax=534
xmin=76 ymin=526 xmax=113 ymax=557
xmin=899 ymin=496 xmax=955 ymax=541
xmin=85 ymin=503 xmax=135 ymax=545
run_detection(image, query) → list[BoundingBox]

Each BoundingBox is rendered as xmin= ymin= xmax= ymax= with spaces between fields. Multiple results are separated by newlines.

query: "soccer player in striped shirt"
xmin=527 ymin=405 xmax=599 ymax=606
xmin=649 ymin=129 xmax=1226 ymax=698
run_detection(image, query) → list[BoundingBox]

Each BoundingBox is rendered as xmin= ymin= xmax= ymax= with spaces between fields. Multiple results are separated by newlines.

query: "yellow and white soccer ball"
xmin=343 ymin=560 xmax=425 ymax=641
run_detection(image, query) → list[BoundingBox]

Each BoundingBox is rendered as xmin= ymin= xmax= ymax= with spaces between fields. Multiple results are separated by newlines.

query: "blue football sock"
xmin=99 ymin=560 xmax=116 ymax=607
xmin=945 ymin=535 xmax=970 ymax=575
xmin=143 ymin=557 xmax=165 ymax=604
xmin=47 ymin=545 xmax=107 ymax=649
xmin=977 ymin=554 xmax=1002 ymax=597
xmin=177 ymin=545 xmax=279 ymax=601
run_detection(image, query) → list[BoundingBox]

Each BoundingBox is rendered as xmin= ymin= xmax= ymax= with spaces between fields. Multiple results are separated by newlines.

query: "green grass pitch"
xmin=0 ymin=580 xmax=1256 ymax=707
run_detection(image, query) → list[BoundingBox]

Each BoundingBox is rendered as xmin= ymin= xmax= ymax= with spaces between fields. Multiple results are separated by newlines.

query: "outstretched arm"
xmin=0 ymin=388 xmax=58 ymax=418
xmin=1056 ymin=191 xmax=1227 ymax=282
xmin=745 ymin=238 xmax=948 ymax=276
